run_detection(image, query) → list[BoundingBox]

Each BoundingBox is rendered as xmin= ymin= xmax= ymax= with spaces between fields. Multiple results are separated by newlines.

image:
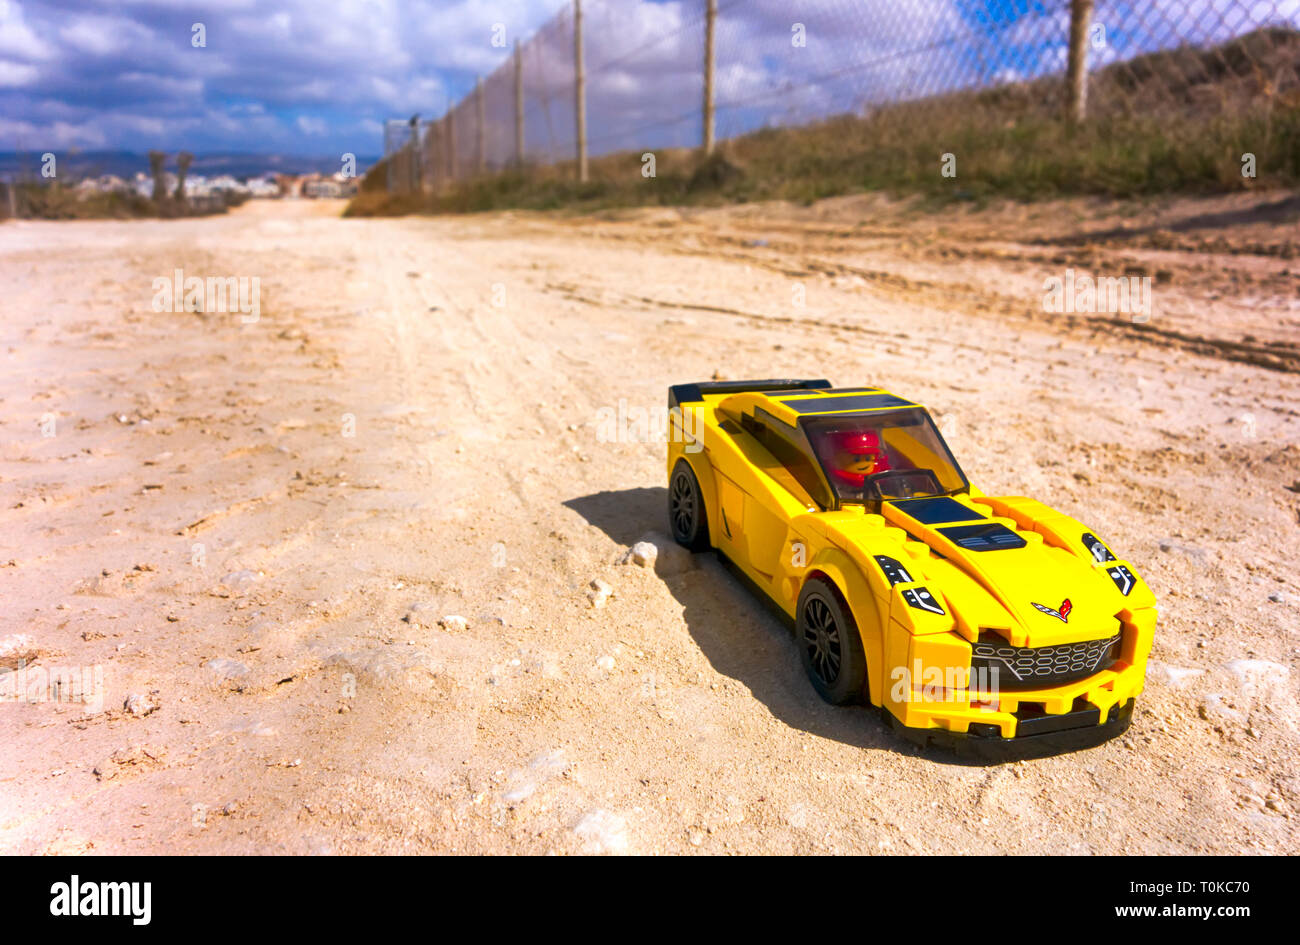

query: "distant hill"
xmin=0 ymin=150 xmax=378 ymax=181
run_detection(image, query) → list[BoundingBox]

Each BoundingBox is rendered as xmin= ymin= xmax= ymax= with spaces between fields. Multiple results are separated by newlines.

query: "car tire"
xmin=668 ymin=460 xmax=710 ymax=552
xmin=796 ymin=577 xmax=868 ymax=705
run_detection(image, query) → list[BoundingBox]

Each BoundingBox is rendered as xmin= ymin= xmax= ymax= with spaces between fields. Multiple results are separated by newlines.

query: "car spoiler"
xmin=668 ymin=378 xmax=831 ymax=411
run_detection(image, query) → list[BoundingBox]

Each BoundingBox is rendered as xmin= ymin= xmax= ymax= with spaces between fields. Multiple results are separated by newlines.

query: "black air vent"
xmin=937 ymin=522 xmax=1027 ymax=551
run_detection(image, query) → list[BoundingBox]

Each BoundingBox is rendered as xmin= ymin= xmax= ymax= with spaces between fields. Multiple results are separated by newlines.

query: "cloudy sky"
xmin=2 ymin=0 xmax=1295 ymax=160
xmin=0 ymin=0 xmax=570 ymax=155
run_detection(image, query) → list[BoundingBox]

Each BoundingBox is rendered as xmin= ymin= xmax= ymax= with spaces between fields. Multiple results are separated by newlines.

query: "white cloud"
xmin=0 ymin=56 xmax=36 ymax=85
xmin=295 ymin=114 xmax=326 ymax=134
xmin=0 ymin=0 xmax=52 ymax=60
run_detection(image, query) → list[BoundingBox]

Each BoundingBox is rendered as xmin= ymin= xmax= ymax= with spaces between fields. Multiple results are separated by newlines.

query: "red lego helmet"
xmin=831 ymin=430 xmax=882 ymax=456
xmin=827 ymin=429 xmax=890 ymax=487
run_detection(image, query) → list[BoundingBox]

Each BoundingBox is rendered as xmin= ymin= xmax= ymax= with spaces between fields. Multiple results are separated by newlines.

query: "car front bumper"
xmin=884 ymin=698 xmax=1135 ymax=760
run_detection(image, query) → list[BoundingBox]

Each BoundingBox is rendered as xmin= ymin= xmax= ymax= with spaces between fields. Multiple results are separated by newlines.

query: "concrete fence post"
xmin=514 ymin=39 xmax=525 ymax=169
xmin=408 ymin=114 xmax=421 ymax=192
xmin=447 ymin=107 xmax=457 ymax=180
xmin=574 ymin=0 xmax=588 ymax=182
xmin=476 ymin=77 xmax=486 ymax=175
xmin=703 ymin=0 xmax=717 ymax=155
xmin=1066 ymin=0 xmax=1094 ymax=127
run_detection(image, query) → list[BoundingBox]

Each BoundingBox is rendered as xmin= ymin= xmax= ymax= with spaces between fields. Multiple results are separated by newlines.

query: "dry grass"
xmin=348 ymin=27 xmax=1300 ymax=217
xmin=3 ymin=183 xmax=246 ymax=221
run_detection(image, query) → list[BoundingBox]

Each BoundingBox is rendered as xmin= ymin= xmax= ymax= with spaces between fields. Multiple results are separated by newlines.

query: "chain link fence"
xmin=380 ymin=0 xmax=1300 ymax=195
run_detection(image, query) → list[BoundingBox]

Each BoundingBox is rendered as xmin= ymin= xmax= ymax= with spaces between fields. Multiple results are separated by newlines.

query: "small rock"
xmin=1268 ymin=591 xmax=1287 ymax=604
xmin=206 ymin=657 xmax=249 ymax=680
xmin=596 ymin=655 xmax=616 ymax=672
xmin=1199 ymin=693 xmax=1246 ymax=723
xmin=625 ymin=541 xmax=658 ymax=568
xmin=403 ymin=602 xmax=436 ymax=628
xmin=95 ymin=744 xmax=163 ymax=780
xmin=123 ymin=693 xmax=157 ymax=717
xmin=573 ymin=809 xmax=628 ymax=854
xmin=1157 ymin=538 xmax=1207 ymax=560
xmin=0 ymin=633 xmax=39 ymax=669
xmin=221 ymin=569 xmax=261 ymax=592
xmin=438 ymin=615 xmax=469 ymax=632
xmin=638 ymin=531 xmax=695 ymax=576
xmin=587 ymin=579 xmax=613 ymax=609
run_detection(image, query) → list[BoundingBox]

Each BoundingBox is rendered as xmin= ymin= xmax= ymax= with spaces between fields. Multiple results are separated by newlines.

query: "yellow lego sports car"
xmin=666 ymin=379 xmax=1157 ymax=758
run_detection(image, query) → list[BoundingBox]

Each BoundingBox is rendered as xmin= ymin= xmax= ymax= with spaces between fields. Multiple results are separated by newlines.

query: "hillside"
xmin=349 ymin=27 xmax=1300 ymax=216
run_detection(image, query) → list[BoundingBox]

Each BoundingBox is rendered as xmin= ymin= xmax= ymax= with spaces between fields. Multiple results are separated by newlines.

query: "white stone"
xmin=574 ymin=809 xmax=628 ymax=855
xmin=587 ymin=579 xmax=612 ymax=609
xmin=628 ymin=541 xmax=658 ymax=568
xmin=637 ymin=531 xmax=694 ymax=576
xmin=123 ymin=693 xmax=157 ymax=717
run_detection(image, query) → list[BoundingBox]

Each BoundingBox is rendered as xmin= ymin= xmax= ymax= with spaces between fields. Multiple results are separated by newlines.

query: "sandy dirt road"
xmin=1 ymin=193 xmax=1297 ymax=854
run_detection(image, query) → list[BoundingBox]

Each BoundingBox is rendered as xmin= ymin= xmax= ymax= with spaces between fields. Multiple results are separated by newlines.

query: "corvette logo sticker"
xmin=1031 ymin=598 xmax=1073 ymax=622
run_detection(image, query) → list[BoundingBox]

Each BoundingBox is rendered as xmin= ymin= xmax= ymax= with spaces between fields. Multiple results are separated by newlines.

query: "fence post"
xmin=514 ymin=39 xmax=525 ymax=169
xmin=447 ymin=107 xmax=457 ymax=180
xmin=574 ymin=0 xmax=588 ymax=182
xmin=475 ymin=78 xmax=486 ymax=174
xmin=408 ymin=114 xmax=421 ymax=192
xmin=703 ymin=0 xmax=716 ymax=154
xmin=1066 ymin=0 xmax=1094 ymax=127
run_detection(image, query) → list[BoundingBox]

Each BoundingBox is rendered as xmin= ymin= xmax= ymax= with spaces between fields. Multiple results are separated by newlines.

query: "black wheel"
xmin=796 ymin=577 xmax=868 ymax=705
xmin=668 ymin=460 xmax=709 ymax=551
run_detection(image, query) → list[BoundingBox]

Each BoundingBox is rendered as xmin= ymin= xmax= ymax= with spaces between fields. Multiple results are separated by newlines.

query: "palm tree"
xmin=174 ymin=151 xmax=193 ymax=207
xmin=148 ymin=150 xmax=167 ymax=203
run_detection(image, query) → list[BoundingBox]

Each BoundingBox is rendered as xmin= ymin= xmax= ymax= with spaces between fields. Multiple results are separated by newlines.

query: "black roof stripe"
xmin=782 ymin=393 xmax=916 ymax=414
xmin=891 ymin=496 xmax=987 ymax=525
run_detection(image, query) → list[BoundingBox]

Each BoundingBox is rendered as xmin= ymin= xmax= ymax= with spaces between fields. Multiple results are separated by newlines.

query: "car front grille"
xmin=970 ymin=631 xmax=1122 ymax=690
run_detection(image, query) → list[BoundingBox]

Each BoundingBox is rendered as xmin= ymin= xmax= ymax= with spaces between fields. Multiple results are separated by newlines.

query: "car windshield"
xmin=803 ymin=408 xmax=967 ymax=505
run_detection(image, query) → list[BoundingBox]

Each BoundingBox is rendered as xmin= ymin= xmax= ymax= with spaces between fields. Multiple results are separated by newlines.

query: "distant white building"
xmin=74 ymin=174 xmax=133 ymax=195
xmin=245 ymin=176 xmax=280 ymax=198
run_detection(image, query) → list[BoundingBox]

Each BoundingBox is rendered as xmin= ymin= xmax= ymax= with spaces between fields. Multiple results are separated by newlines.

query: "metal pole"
xmin=1066 ymin=0 xmax=1093 ymax=127
xmin=703 ymin=0 xmax=716 ymax=154
xmin=476 ymin=77 xmax=485 ymax=174
xmin=514 ymin=39 xmax=525 ymax=169
xmin=430 ymin=118 xmax=439 ymax=187
xmin=447 ymin=106 xmax=457 ymax=180
xmin=384 ymin=123 xmax=395 ymax=193
xmin=409 ymin=114 xmax=421 ymax=192
xmin=574 ymin=0 xmax=588 ymax=182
